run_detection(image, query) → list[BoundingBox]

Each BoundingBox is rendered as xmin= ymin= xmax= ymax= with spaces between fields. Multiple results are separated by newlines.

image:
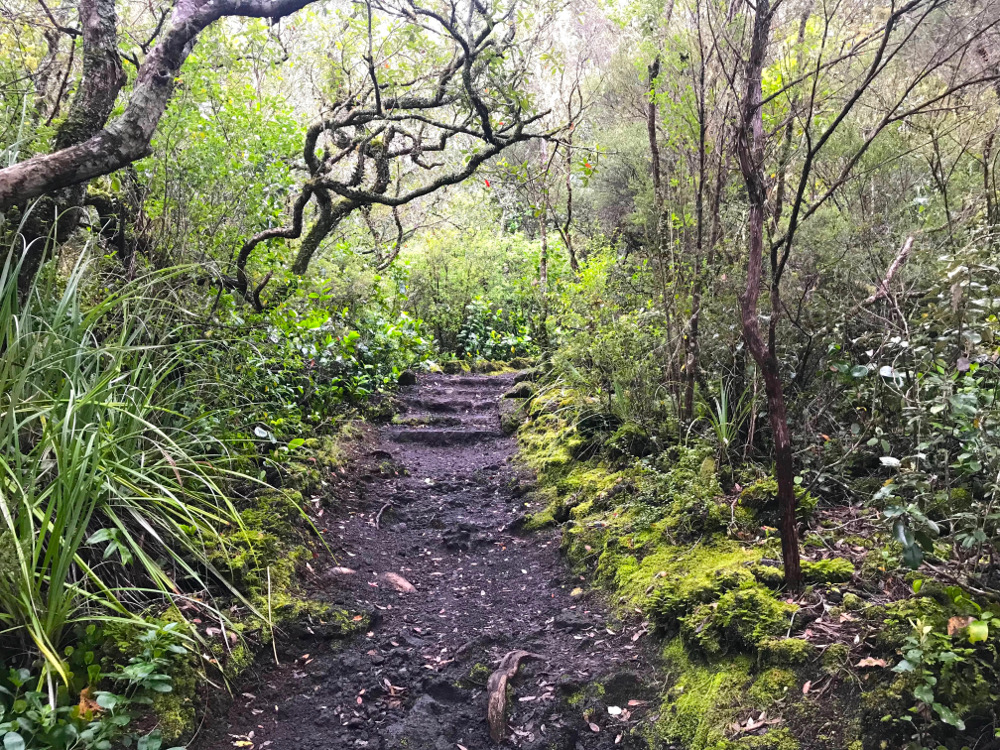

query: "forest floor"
xmin=196 ymin=372 xmax=663 ymax=750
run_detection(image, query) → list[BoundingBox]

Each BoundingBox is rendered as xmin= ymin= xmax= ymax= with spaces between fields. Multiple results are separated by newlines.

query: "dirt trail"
xmin=197 ymin=373 xmax=660 ymax=750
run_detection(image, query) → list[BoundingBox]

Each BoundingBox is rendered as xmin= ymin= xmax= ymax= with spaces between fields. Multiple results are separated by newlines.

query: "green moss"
xmin=875 ymin=597 xmax=949 ymax=651
xmin=729 ymin=728 xmax=801 ymax=750
xmin=737 ymin=477 xmax=818 ymax=528
xmin=569 ymin=498 xmax=595 ymax=520
xmin=747 ymin=668 xmax=797 ymax=706
xmin=822 ymin=643 xmax=850 ymax=674
xmin=151 ymin=665 xmax=198 ymax=742
xmin=518 ymin=414 xmax=580 ymax=477
xmin=460 ymin=662 xmax=491 ymax=687
xmin=802 ymin=558 xmax=855 ymax=583
xmin=842 ymin=593 xmax=862 ymax=611
xmin=759 ymin=637 xmax=814 ymax=666
xmin=751 ymin=564 xmax=785 ymax=587
xmin=681 ymin=586 xmax=797 ymax=657
xmin=523 ymin=505 xmax=557 ymax=530
xmin=630 ymin=542 xmax=760 ymax=628
xmin=100 ymin=616 xmax=201 ymax=744
xmin=656 ymin=638 xmax=753 ymax=749
xmin=752 ymin=557 xmax=855 ymax=587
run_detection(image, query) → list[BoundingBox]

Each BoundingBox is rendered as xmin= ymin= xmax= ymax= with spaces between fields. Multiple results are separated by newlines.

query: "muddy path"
xmin=197 ymin=373 xmax=662 ymax=750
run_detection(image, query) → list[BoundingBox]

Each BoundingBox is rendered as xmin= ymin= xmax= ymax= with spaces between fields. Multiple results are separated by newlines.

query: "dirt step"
xmin=391 ymin=414 xmax=465 ymax=427
xmin=401 ymin=397 xmax=495 ymax=414
xmin=418 ymin=375 xmax=511 ymax=388
xmin=409 ymin=387 xmax=507 ymax=400
xmin=386 ymin=427 xmax=500 ymax=445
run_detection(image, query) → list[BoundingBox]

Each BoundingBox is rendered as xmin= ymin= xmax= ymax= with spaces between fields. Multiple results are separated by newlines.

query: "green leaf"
xmin=3 ymin=733 xmax=26 ymax=750
xmin=912 ymin=579 xmax=923 ymax=593
xmin=902 ymin=543 xmax=924 ymax=570
xmin=914 ymin=530 xmax=936 ymax=553
xmin=96 ymin=692 xmax=119 ymax=710
xmin=932 ymin=703 xmax=965 ymax=730
xmin=87 ymin=528 xmax=115 ymax=544
xmin=913 ymin=684 xmax=934 ymax=703
xmin=968 ymin=620 xmax=989 ymax=644
xmin=850 ymin=365 xmax=869 ymax=378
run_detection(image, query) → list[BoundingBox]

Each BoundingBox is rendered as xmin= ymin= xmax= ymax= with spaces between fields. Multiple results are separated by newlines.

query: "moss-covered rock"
xmin=737 ymin=476 xmax=818 ymax=528
xmin=645 ymin=545 xmax=760 ymax=630
xmin=759 ymin=637 xmax=815 ymax=666
xmin=802 ymin=557 xmax=855 ymax=583
xmin=681 ymin=586 xmax=797 ymax=657
xmin=499 ymin=397 xmax=528 ymax=435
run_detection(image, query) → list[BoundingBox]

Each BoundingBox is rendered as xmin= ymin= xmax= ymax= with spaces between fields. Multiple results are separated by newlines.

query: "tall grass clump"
xmin=0 ymin=245 xmax=251 ymax=691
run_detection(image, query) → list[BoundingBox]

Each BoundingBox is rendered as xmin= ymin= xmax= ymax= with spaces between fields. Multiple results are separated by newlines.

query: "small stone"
xmin=554 ymin=610 xmax=591 ymax=632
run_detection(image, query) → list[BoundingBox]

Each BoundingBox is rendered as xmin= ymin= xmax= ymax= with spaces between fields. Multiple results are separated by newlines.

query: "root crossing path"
xmin=198 ymin=373 xmax=660 ymax=750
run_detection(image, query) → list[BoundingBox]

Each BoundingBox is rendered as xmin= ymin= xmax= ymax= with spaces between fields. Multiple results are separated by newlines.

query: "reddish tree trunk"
xmin=734 ymin=0 xmax=803 ymax=589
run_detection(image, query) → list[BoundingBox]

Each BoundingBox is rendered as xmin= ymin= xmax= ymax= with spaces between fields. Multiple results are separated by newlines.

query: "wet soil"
xmin=196 ymin=373 xmax=662 ymax=750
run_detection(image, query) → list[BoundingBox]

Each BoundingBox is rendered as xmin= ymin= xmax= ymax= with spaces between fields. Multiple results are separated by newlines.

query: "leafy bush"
xmin=457 ymin=296 xmax=537 ymax=360
xmin=0 ymin=249 xmax=253 ymax=705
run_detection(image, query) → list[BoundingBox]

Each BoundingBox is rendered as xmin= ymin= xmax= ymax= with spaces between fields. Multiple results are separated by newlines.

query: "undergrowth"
xmin=516 ymin=373 xmax=1000 ymax=750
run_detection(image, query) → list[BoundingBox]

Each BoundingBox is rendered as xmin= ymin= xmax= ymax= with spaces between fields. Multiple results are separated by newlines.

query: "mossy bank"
xmin=513 ymin=378 xmax=1000 ymax=750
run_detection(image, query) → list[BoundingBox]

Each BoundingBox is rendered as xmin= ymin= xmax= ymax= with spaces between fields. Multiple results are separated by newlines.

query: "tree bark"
xmin=564 ymin=96 xmax=577 ymax=272
xmin=0 ymin=0 xmax=320 ymax=211
xmin=14 ymin=0 xmax=126 ymax=285
xmin=735 ymin=0 xmax=803 ymax=589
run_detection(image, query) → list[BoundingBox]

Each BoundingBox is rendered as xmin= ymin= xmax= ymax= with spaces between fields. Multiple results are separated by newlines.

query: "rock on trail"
xmin=196 ymin=372 xmax=659 ymax=750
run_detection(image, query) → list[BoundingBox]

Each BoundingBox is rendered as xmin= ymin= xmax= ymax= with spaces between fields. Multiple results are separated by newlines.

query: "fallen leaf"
xmin=802 ymin=681 xmax=812 ymax=695
xmin=948 ymin=616 xmax=973 ymax=635
xmin=856 ymin=657 xmax=887 ymax=668
xmin=78 ymin=686 xmax=102 ymax=716
xmin=588 ymin=722 xmax=600 ymax=732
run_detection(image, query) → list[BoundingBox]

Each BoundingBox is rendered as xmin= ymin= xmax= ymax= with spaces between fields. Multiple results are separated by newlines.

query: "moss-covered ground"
xmin=516 ymin=384 xmax=1000 ymax=750
xmin=96 ymin=422 xmax=373 ymax=745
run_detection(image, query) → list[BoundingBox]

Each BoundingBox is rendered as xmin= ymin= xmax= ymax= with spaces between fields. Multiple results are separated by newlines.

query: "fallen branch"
xmin=487 ymin=650 xmax=542 ymax=743
xmin=860 ymin=235 xmax=915 ymax=306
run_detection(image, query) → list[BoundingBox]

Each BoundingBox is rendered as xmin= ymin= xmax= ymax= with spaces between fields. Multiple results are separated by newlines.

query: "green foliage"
xmin=0 ymin=251 xmax=255 ymax=683
xmin=0 ymin=623 xmax=187 ymax=750
xmin=457 ymin=296 xmax=537 ymax=360
xmin=401 ymin=224 xmax=554 ymax=354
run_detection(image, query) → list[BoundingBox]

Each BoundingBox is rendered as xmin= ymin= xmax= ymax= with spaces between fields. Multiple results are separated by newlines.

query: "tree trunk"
xmin=564 ymin=99 xmax=578 ymax=272
xmin=734 ymin=0 xmax=802 ymax=589
xmin=13 ymin=0 xmax=126 ymax=286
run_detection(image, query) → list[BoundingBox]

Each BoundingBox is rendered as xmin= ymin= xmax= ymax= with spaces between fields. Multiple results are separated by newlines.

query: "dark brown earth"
xmin=196 ymin=372 xmax=663 ymax=750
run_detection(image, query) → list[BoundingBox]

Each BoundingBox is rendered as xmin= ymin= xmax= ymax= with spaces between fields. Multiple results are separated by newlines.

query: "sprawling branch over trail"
xmin=0 ymin=0 xmax=323 ymax=210
xmin=233 ymin=0 xmax=547 ymax=295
